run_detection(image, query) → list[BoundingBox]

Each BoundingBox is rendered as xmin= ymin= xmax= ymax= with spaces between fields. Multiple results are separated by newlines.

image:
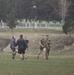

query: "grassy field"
xmin=0 ymin=54 xmax=74 ymax=75
xmin=0 ymin=28 xmax=74 ymax=75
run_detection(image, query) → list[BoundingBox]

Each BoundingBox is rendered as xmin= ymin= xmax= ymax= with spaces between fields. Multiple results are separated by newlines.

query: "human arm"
xmin=46 ymin=40 xmax=51 ymax=48
xmin=39 ymin=41 xmax=44 ymax=47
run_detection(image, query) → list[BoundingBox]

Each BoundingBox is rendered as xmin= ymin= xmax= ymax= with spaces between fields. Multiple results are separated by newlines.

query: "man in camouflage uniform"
xmin=46 ymin=35 xmax=51 ymax=60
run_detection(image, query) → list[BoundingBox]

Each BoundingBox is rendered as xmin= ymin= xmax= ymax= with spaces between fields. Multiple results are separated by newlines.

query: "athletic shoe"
xmin=12 ymin=57 xmax=14 ymax=59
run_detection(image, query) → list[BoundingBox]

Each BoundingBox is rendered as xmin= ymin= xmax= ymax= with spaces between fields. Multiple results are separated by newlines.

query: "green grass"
xmin=0 ymin=54 xmax=74 ymax=75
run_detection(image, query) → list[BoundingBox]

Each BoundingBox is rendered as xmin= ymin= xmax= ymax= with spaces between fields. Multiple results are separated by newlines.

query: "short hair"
xmin=12 ymin=36 xmax=15 ymax=39
xmin=20 ymin=35 xmax=23 ymax=38
xmin=46 ymin=35 xmax=49 ymax=37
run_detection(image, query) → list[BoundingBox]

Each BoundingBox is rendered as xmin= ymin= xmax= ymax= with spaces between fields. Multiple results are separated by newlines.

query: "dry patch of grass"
xmin=0 ymin=29 xmax=74 ymax=57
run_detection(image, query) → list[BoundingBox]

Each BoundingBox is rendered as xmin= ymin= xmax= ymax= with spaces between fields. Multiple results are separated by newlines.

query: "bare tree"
xmin=49 ymin=0 xmax=71 ymax=22
xmin=58 ymin=0 xmax=71 ymax=21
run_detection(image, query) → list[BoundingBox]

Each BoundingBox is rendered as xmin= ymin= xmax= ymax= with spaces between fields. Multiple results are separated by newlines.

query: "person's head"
xmin=42 ymin=35 xmax=45 ymax=39
xmin=46 ymin=35 xmax=49 ymax=39
xmin=12 ymin=36 xmax=15 ymax=39
xmin=20 ymin=35 xmax=23 ymax=38
xmin=25 ymin=36 xmax=27 ymax=39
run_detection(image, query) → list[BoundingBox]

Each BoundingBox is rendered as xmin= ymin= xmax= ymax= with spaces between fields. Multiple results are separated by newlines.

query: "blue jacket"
xmin=10 ymin=39 xmax=16 ymax=49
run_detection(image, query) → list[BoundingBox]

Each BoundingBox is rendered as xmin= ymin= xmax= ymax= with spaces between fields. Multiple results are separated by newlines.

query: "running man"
xmin=37 ymin=35 xmax=47 ymax=60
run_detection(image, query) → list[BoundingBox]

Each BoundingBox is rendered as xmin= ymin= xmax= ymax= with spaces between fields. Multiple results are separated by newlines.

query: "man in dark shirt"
xmin=16 ymin=35 xmax=27 ymax=61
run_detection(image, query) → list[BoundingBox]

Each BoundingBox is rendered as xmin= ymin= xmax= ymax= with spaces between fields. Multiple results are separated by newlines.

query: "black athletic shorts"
xmin=18 ymin=49 xmax=25 ymax=54
xmin=40 ymin=46 xmax=44 ymax=50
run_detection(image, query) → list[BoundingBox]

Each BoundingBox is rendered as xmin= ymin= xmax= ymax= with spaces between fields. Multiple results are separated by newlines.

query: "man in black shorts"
xmin=37 ymin=35 xmax=47 ymax=60
xmin=16 ymin=35 xmax=27 ymax=61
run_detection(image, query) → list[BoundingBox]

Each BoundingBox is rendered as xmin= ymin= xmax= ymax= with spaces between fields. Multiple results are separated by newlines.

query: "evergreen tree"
xmin=63 ymin=20 xmax=74 ymax=36
xmin=7 ymin=9 xmax=17 ymax=35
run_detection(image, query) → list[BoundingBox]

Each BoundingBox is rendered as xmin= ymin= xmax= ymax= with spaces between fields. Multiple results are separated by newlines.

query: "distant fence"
xmin=16 ymin=22 xmax=63 ymax=30
xmin=0 ymin=20 xmax=64 ymax=30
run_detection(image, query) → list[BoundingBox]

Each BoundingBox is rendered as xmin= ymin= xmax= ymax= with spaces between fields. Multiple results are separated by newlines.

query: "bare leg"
xmin=20 ymin=53 xmax=24 ymax=61
xmin=20 ymin=54 xmax=22 ymax=59
xmin=12 ymin=51 xmax=16 ymax=59
xmin=37 ymin=50 xmax=42 ymax=59
xmin=25 ymin=49 xmax=28 ymax=59
xmin=43 ymin=48 xmax=46 ymax=60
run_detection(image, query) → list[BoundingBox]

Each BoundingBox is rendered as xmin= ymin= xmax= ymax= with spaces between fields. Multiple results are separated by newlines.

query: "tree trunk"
xmin=11 ymin=28 xmax=14 ymax=35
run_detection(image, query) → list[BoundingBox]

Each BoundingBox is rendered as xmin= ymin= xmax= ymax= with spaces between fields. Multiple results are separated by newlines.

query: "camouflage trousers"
xmin=46 ymin=48 xmax=50 ymax=60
